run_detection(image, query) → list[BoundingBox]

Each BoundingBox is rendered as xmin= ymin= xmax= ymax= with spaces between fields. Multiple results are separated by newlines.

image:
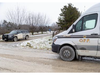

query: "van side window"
xmin=83 ymin=14 xmax=98 ymax=30
xmin=75 ymin=14 xmax=98 ymax=33
xmin=75 ymin=19 xmax=82 ymax=32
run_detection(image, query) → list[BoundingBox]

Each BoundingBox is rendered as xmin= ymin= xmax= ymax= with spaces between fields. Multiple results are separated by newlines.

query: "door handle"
xmin=91 ymin=33 xmax=98 ymax=35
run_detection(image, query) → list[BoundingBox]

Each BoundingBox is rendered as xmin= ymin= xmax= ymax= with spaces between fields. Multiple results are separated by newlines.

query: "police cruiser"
xmin=2 ymin=30 xmax=30 ymax=42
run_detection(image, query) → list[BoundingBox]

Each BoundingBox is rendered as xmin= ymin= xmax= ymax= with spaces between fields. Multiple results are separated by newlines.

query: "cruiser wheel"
xmin=25 ymin=35 xmax=29 ymax=40
xmin=59 ymin=46 xmax=75 ymax=61
xmin=5 ymin=40 xmax=8 ymax=42
xmin=13 ymin=37 xmax=18 ymax=42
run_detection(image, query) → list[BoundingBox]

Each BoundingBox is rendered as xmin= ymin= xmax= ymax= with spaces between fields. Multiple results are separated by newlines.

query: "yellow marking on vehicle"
xmin=79 ymin=39 xmax=90 ymax=43
xmin=83 ymin=35 xmax=86 ymax=38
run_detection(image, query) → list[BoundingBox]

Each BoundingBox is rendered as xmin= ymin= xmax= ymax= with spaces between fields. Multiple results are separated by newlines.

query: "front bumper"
xmin=52 ymin=43 xmax=60 ymax=53
xmin=2 ymin=35 xmax=14 ymax=41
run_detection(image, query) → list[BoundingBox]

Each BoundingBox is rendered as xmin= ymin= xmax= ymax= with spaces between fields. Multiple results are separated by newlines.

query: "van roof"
xmin=84 ymin=3 xmax=100 ymax=14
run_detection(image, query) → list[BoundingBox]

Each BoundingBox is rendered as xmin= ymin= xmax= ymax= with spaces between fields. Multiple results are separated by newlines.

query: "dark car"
xmin=2 ymin=30 xmax=30 ymax=42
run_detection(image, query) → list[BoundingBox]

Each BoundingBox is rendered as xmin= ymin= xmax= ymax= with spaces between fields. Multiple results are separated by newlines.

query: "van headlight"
xmin=53 ymin=36 xmax=58 ymax=43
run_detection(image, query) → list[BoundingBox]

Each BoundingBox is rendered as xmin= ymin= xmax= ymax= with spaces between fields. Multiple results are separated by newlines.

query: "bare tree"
xmin=25 ymin=13 xmax=50 ymax=34
xmin=6 ymin=6 xmax=27 ymax=29
xmin=25 ymin=13 xmax=36 ymax=35
xmin=6 ymin=6 xmax=50 ymax=34
xmin=51 ymin=23 xmax=61 ymax=37
xmin=0 ymin=20 xmax=3 ymax=27
xmin=0 ymin=20 xmax=18 ymax=34
xmin=51 ymin=23 xmax=60 ymax=31
xmin=36 ymin=13 xmax=50 ymax=34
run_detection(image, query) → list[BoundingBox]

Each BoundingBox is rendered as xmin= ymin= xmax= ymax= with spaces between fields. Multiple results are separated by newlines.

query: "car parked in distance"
xmin=2 ymin=30 xmax=30 ymax=42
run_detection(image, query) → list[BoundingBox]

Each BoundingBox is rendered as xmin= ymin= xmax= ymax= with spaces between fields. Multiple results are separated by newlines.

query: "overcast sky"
xmin=0 ymin=0 xmax=100 ymax=25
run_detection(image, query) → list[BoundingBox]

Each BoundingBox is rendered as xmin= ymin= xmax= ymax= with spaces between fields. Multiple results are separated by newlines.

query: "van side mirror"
xmin=68 ymin=25 xmax=76 ymax=34
xmin=73 ymin=29 xmax=75 ymax=32
xmin=72 ymin=25 xmax=76 ymax=33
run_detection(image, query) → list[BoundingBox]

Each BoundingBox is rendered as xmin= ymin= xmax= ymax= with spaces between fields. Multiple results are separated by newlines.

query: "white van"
xmin=52 ymin=3 xmax=100 ymax=61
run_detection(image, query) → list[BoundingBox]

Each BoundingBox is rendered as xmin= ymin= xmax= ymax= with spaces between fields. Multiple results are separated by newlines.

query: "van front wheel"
xmin=59 ymin=46 xmax=75 ymax=61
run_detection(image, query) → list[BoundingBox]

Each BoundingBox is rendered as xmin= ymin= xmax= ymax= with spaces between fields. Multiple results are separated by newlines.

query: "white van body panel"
xmin=54 ymin=38 xmax=76 ymax=46
xmin=77 ymin=50 xmax=97 ymax=56
xmin=54 ymin=38 xmax=98 ymax=57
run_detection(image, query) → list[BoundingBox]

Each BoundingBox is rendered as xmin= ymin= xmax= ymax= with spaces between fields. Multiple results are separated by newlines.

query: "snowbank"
xmin=20 ymin=36 xmax=52 ymax=50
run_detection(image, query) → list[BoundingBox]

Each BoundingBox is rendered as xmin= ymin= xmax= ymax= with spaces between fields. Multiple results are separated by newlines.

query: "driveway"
xmin=0 ymin=33 xmax=100 ymax=72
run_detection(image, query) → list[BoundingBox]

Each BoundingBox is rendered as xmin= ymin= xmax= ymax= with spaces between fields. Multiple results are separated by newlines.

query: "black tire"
xmin=5 ymin=40 xmax=8 ymax=42
xmin=25 ymin=35 xmax=29 ymax=40
xmin=13 ymin=37 xmax=18 ymax=42
xmin=59 ymin=46 xmax=75 ymax=61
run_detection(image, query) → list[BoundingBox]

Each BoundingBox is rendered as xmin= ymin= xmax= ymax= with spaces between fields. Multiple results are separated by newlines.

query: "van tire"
xmin=25 ymin=35 xmax=29 ymax=40
xmin=59 ymin=46 xmax=75 ymax=61
xmin=13 ymin=37 xmax=18 ymax=42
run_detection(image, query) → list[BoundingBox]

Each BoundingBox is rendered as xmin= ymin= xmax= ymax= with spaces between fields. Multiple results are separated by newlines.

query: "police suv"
xmin=52 ymin=3 xmax=100 ymax=61
xmin=2 ymin=30 xmax=30 ymax=42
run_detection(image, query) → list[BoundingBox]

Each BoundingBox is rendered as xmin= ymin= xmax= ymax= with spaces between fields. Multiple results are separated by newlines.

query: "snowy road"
xmin=0 ymin=33 xmax=100 ymax=72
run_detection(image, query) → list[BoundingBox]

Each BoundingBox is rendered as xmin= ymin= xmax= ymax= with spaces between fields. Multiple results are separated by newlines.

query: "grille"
xmin=2 ymin=35 xmax=8 ymax=40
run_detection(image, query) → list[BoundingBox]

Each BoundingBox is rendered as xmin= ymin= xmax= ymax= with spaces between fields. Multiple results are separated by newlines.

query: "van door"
xmin=71 ymin=13 xmax=98 ymax=56
xmin=97 ymin=40 xmax=100 ymax=57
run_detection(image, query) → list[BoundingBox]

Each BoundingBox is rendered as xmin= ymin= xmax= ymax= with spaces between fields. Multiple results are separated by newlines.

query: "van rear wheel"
xmin=59 ymin=46 xmax=75 ymax=61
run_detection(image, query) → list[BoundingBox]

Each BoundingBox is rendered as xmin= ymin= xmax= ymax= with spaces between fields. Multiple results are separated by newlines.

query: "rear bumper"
xmin=52 ymin=43 xmax=60 ymax=53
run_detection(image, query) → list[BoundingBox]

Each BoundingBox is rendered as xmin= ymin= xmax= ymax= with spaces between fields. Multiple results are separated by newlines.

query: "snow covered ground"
xmin=20 ymin=36 xmax=52 ymax=50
